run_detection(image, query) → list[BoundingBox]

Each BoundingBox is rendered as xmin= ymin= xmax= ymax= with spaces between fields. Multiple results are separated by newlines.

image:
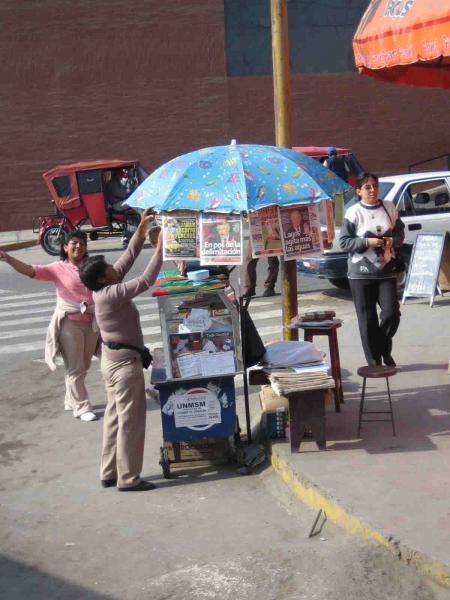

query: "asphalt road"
xmin=0 ymin=242 xmax=446 ymax=600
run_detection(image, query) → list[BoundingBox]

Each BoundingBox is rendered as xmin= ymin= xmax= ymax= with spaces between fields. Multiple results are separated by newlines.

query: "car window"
xmin=401 ymin=179 xmax=450 ymax=216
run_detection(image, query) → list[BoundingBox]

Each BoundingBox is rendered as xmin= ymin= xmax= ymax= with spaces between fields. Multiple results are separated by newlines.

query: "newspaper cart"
xmin=152 ymin=288 xmax=242 ymax=478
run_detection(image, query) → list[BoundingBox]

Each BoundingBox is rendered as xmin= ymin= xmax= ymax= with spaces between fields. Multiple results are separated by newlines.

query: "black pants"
xmin=243 ymin=241 xmax=279 ymax=293
xmin=349 ymin=277 xmax=401 ymax=366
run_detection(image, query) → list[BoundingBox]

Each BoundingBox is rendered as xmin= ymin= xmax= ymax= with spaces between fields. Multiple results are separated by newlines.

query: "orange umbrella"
xmin=353 ymin=1 xmax=450 ymax=88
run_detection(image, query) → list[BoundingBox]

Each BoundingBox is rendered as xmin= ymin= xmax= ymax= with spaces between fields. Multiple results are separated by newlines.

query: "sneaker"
xmin=262 ymin=287 xmax=276 ymax=297
xmin=79 ymin=411 xmax=98 ymax=422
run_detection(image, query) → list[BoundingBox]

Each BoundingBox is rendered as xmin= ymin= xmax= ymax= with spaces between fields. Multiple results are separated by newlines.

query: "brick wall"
xmin=1 ymin=0 xmax=449 ymax=232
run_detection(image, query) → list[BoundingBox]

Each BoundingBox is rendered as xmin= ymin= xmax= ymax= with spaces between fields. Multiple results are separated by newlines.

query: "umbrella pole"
xmin=271 ymin=0 xmax=298 ymax=341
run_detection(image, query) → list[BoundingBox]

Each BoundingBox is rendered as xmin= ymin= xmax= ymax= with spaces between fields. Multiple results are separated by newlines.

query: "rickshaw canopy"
xmin=353 ymin=0 xmax=450 ymax=89
xmin=43 ymin=159 xmax=140 ymax=211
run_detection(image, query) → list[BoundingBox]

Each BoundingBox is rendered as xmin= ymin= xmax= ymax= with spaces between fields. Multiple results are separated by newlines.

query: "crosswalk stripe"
xmin=0 ymin=291 xmax=55 ymax=303
xmin=0 ymin=298 xmax=56 ymax=310
xmin=0 ymin=341 xmax=44 ymax=354
xmin=0 ymin=327 xmax=47 ymax=340
xmin=0 ymin=307 xmax=54 ymax=321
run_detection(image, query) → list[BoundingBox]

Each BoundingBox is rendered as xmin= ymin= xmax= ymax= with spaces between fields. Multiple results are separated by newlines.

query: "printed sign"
xmin=249 ymin=206 xmax=283 ymax=258
xmin=199 ymin=213 xmax=243 ymax=265
xmin=162 ymin=212 xmax=198 ymax=260
xmin=279 ymin=204 xmax=323 ymax=260
xmin=172 ymin=388 xmax=221 ymax=429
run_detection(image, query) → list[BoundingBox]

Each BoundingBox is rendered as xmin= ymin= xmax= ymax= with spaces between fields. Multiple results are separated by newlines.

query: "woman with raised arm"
xmin=80 ymin=211 xmax=163 ymax=492
xmin=0 ymin=231 xmax=99 ymax=421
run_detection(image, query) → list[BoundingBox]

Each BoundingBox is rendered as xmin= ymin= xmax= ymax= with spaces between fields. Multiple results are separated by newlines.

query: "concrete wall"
xmin=1 ymin=0 xmax=449 ymax=232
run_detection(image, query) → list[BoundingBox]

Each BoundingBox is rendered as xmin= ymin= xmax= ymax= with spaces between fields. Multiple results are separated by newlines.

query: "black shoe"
xmin=118 ymin=480 xmax=156 ymax=492
xmin=262 ymin=287 xmax=276 ymax=298
xmin=101 ymin=479 xmax=117 ymax=488
xmin=242 ymin=288 xmax=256 ymax=299
xmin=383 ymin=355 xmax=396 ymax=367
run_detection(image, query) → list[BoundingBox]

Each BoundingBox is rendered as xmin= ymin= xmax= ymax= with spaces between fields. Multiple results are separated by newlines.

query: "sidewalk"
xmin=266 ymin=295 xmax=450 ymax=587
xmin=0 ymin=229 xmax=37 ymax=251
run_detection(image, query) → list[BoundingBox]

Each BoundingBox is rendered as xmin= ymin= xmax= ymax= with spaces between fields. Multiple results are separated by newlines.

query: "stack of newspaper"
xmin=268 ymin=362 xmax=335 ymax=396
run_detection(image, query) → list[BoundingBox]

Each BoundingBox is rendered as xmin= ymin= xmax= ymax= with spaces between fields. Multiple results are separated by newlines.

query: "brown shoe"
xmin=118 ymin=480 xmax=156 ymax=492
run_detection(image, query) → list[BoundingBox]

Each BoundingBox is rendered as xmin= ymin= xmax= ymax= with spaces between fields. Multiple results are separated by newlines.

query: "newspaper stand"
xmin=152 ymin=288 xmax=242 ymax=478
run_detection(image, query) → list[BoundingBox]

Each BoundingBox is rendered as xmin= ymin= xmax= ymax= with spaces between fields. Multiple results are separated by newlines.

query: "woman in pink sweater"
xmin=0 ymin=231 xmax=99 ymax=422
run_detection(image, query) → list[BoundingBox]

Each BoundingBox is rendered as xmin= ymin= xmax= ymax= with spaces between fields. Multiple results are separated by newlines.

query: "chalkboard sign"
xmin=402 ymin=233 xmax=450 ymax=307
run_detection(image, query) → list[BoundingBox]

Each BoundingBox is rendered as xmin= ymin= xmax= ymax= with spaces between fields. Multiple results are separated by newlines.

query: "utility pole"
xmin=271 ymin=0 xmax=298 ymax=341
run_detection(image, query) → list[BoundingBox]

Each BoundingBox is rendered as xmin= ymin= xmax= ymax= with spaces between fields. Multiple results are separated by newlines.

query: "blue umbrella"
xmin=126 ymin=142 xmax=349 ymax=213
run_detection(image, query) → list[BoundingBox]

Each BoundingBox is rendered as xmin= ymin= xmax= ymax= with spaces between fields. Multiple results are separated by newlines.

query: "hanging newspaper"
xmin=249 ymin=206 xmax=284 ymax=258
xmin=280 ymin=204 xmax=323 ymax=260
xmin=325 ymin=198 xmax=335 ymax=244
xmin=162 ymin=211 xmax=199 ymax=260
xmin=199 ymin=213 xmax=243 ymax=265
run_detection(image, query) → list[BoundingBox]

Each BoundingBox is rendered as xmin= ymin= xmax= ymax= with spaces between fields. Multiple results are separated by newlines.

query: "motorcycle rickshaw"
xmin=33 ymin=159 xmax=148 ymax=255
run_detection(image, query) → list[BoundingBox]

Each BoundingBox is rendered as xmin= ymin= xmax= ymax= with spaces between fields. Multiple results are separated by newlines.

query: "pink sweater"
xmin=94 ymin=233 xmax=163 ymax=361
xmin=33 ymin=260 xmax=93 ymax=322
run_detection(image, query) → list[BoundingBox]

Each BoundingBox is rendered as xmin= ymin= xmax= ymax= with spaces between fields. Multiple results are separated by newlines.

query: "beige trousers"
xmin=100 ymin=354 xmax=146 ymax=488
xmin=59 ymin=318 xmax=99 ymax=417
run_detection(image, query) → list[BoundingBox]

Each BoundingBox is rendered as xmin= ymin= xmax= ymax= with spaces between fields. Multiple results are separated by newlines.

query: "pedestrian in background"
xmin=242 ymin=240 xmax=279 ymax=298
xmin=80 ymin=210 xmax=163 ymax=492
xmin=339 ymin=172 xmax=405 ymax=367
xmin=0 ymin=231 xmax=99 ymax=421
xmin=325 ymin=147 xmax=348 ymax=183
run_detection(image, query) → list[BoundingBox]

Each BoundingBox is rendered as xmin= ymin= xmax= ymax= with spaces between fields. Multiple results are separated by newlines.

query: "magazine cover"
xmin=249 ymin=206 xmax=283 ymax=258
xmin=199 ymin=213 xmax=243 ymax=265
xmin=279 ymin=204 xmax=323 ymax=260
xmin=324 ymin=199 xmax=335 ymax=244
xmin=162 ymin=211 xmax=198 ymax=260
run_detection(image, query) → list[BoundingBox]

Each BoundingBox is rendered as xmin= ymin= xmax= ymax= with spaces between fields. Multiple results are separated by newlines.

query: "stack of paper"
xmin=268 ymin=363 xmax=335 ymax=396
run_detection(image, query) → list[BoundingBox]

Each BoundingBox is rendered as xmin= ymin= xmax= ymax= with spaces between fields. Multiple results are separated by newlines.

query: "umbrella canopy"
xmin=353 ymin=0 xmax=450 ymax=89
xmin=126 ymin=143 xmax=349 ymax=213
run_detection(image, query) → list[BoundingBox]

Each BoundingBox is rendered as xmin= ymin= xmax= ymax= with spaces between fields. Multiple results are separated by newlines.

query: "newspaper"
xmin=324 ymin=199 xmax=335 ymax=244
xmin=279 ymin=204 xmax=323 ymax=260
xmin=199 ymin=213 xmax=243 ymax=265
xmin=249 ymin=206 xmax=284 ymax=258
xmin=162 ymin=212 xmax=198 ymax=260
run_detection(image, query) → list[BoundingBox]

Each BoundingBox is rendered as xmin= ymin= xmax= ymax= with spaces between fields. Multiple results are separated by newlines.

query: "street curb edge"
xmin=0 ymin=240 xmax=38 ymax=252
xmin=270 ymin=444 xmax=450 ymax=589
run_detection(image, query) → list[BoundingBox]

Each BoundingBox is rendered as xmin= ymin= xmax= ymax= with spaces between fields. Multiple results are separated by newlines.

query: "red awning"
xmin=353 ymin=1 xmax=450 ymax=89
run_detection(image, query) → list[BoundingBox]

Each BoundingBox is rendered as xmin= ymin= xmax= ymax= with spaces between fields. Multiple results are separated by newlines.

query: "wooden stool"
xmin=287 ymin=388 xmax=326 ymax=452
xmin=357 ymin=365 xmax=397 ymax=437
xmin=299 ymin=321 xmax=344 ymax=413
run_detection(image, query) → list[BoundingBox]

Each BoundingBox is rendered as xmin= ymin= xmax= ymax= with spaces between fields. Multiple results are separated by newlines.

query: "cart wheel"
xmin=159 ymin=447 xmax=172 ymax=479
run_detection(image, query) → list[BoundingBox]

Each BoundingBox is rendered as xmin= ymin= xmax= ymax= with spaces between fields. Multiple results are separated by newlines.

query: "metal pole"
xmin=271 ymin=0 xmax=298 ymax=341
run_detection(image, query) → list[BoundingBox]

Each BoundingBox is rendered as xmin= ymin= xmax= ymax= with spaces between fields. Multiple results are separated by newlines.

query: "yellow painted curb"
xmin=0 ymin=240 xmax=37 ymax=252
xmin=270 ymin=445 xmax=450 ymax=588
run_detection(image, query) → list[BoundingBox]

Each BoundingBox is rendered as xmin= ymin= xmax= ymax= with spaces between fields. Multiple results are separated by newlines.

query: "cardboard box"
xmin=259 ymin=385 xmax=289 ymax=412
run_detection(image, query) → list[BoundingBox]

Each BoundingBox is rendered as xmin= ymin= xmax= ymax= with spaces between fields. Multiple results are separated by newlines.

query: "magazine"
xmin=199 ymin=213 xmax=243 ymax=265
xmin=279 ymin=204 xmax=323 ymax=260
xmin=162 ymin=211 xmax=198 ymax=260
xmin=249 ymin=206 xmax=283 ymax=257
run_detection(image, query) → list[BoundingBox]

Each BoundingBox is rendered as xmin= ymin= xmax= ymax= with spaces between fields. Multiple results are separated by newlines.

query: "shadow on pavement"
xmin=325 ymin=381 xmax=450 ymax=454
xmin=0 ymin=554 xmax=114 ymax=600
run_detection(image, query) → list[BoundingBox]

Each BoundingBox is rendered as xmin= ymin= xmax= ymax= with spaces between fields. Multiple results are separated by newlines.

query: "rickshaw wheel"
xmin=41 ymin=226 xmax=69 ymax=256
xmin=89 ymin=232 xmax=99 ymax=241
xmin=159 ymin=447 xmax=172 ymax=479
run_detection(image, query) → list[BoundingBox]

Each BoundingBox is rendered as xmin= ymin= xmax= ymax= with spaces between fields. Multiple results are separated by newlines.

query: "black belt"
xmin=103 ymin=341 xmax=152 ymax=369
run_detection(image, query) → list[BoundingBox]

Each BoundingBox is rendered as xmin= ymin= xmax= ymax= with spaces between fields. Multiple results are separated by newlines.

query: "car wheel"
xmin=41 ymin=226 xmax=68 ymax=256
xmin=328 ymin=277 xmax=350 ymax=290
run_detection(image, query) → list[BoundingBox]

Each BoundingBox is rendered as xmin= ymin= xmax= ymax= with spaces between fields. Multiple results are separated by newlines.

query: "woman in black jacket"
xmin=339 ymin=172 xmax=405 ymax=367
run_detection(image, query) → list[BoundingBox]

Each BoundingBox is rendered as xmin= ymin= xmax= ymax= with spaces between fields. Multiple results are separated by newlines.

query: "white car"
xmin=297 ymin=171 xmax=450 ymax=289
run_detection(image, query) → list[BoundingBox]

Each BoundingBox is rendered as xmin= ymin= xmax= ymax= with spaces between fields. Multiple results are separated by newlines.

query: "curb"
xmin=0 ymin=239 xmax=38 ymax=252
xmin=270 ymin=443 xmax=450 ymax=589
